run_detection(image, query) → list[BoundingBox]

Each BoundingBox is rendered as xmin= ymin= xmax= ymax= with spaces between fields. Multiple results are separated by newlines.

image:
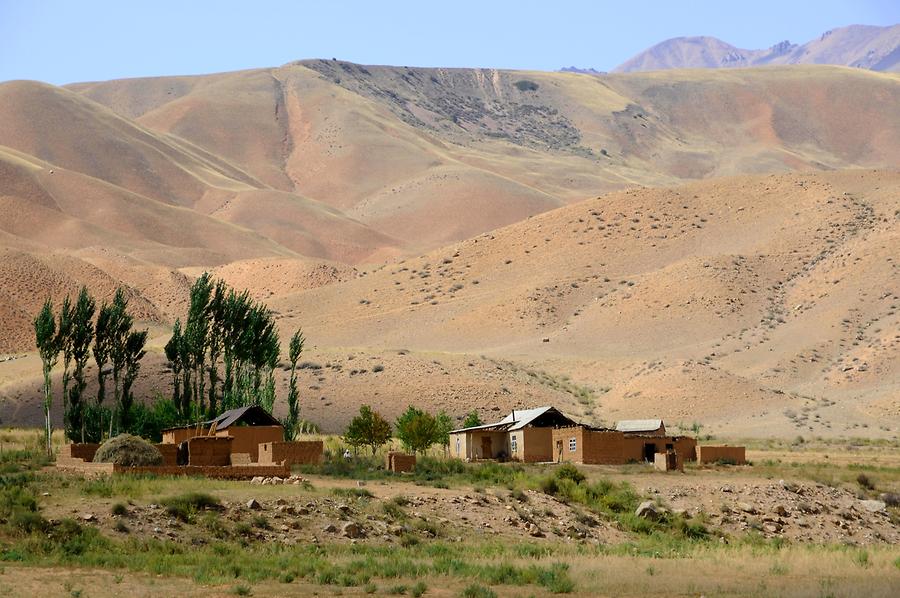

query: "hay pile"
xmin=93 ymin=434 xmax=163 ymax=466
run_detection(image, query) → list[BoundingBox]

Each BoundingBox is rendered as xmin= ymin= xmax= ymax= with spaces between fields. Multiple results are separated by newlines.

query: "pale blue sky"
xmin=1 ymin=0 xmax=898 ymax=84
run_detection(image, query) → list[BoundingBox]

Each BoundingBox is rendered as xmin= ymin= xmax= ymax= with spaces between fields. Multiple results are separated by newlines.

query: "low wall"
xmin=114 ymin=464 xmax=290 ymax=479
xmin=258 ymin=441 xmax=323 ymax=465
xmin=697 ymin=445 xmax=746 ymax=464
xmin=59 ymin=443 xmax=100 ymax=462
xmin=187 ymin=436 xmax=232 ymax=466
xmin=653 ymin=451 xmax=684 ymax=472
xmin=155 ymin=443 xmax=178 ymax=466
xmin=217 ymin=426 xmax=283 ymax=462
xmin=55 ymin=459 xmax=115 ymax=475
xmin=385 ymin=451 xmax=416 ymax=473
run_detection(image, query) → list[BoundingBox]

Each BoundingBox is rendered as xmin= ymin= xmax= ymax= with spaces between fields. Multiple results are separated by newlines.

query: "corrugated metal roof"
xmin=615 ymin=419 xmax=663 ymax=433
xmin=450 ymin=406 xmax=575 ymax=433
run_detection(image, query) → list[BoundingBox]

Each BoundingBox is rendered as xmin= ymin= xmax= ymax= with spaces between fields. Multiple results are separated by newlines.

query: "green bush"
xmin=514 ymin=80 xmax=539 ymax=92
xmin=93 ymin=434 xmax=162 ymax=466
xmin=160 ymin=492 xmax=221 ymax=522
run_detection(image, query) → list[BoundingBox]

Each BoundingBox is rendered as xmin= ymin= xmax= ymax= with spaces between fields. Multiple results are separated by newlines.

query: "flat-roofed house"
xmin=449 ymin=406 xmax=577 ymax=463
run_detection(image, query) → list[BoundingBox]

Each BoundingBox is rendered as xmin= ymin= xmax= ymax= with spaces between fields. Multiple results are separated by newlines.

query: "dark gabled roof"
xmin=206 ymin=405 xmax=281 ymax=430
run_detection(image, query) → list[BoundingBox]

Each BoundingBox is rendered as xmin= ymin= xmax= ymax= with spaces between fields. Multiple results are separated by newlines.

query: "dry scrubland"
xmin=0 ymin=430 xmax=898 ymax=597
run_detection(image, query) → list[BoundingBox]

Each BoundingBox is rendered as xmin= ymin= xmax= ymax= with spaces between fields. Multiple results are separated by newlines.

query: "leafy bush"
xmin=93 ymin=434 xmax=162 ymax=466
xmin=462 ymin=584 xmax=497 ymax=598
xmin=514 ymin=80 xmax=539 ymax=92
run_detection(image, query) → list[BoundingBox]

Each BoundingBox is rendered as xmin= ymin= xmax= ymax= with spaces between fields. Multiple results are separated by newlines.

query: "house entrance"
xmin=643 ymin=443 xmax=656 ymax=462
xmin=481 ymin=436 xmax=493 ymax=458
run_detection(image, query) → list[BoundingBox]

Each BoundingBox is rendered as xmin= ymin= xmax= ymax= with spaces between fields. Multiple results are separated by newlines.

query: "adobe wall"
xmin=113 ymin=464 xmax=290 ymax=479
xmin=162 ymin=427 xmax=202 ymax=445
xmin=217 ymin=426 xmax=283 ymax=462
xmin=520 ymin=426 xmax=553 ymax=463
xmin=258 ymin=441 xmax=323 ymax=465
xmin=385 ymin=451 xmax=416 ymax=473
xmin=154 ymin=443 xmax=179 ymax=466
xmin=187 ymin=436 xmax=232 ymax=466
xmin=552 ymin=428 xmax=696 ymax=464
xmin=653 ymin=451 xmax=684 ymax=472
xmin=697 ymin=445 xmax=746 ymax=464
xmin=55 ymin=458 xmax=115 ymax=476
xmin=450 ymin=432 xmax=469 ymax=460
xmin=59 ymin=443 xmax=100 ymax=462
xmin=461 ymin=430 xmax=508 ymax=460
xmin=552 ymin=427 xmax=586 ymax=463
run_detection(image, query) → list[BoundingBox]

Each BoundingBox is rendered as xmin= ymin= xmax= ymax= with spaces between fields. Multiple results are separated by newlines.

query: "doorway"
xmin=643 ymin=443 xmax=656 ymax=463
xmin=481 ymin=436 xmax=493 ymax=459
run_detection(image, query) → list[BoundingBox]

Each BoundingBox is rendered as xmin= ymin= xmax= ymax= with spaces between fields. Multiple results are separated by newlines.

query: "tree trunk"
xmin=43 ymin=362 xmax=52 ymax=458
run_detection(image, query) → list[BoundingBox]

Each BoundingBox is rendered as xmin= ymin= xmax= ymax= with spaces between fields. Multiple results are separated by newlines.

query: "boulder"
xmin=859 ymin=500 xmax=886 ymax=513
xmin=342 ymin=522 xmax=364 ymax=538
xmin=246 ymin=499 xmax=262 ymax=510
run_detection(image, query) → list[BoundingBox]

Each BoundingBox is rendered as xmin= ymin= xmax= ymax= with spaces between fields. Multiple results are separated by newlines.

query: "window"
xmin=569 ymin=437 xmax=577 ymax=452
xmin=511 ymin=434 xmax=518 ymax=453
xmin=456 ymin=437 xmax=461 ymax=455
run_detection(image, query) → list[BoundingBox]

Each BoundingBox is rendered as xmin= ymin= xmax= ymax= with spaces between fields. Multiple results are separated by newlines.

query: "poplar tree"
xmin=34 ymin=299 xmax=58 ymax=456
xmin=283 ymin=329 xmax=305 ymax=440
xmin=67 ymin=287 xmax=95 ymax=442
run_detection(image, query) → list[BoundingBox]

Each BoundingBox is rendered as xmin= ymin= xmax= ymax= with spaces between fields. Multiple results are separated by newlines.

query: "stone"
xmin=246 ymin=499 xmax=262 ymax=510
xmin=635 ymin=501 xmax=665 ymax=521
xmin=250 ymin=476 xmax=264 ymax=485
xmin=342 ymin=522 xmax=364 ymax=538
xmin=774 ymin=505 xmax=789 ymax=517
xmin=81 ymin=513 xmax=97 ymax=522
xmin=322 ymin=523 xmax=337 ymax=533
xmin=737 ymin=502 xmax=757 ymax=514
xmin=859 ymin=500 xmax=886 ymax=513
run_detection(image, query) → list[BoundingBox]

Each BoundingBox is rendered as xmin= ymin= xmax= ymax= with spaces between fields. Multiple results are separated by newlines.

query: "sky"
xmin=1 ymin=0 xmax=898 ymax=84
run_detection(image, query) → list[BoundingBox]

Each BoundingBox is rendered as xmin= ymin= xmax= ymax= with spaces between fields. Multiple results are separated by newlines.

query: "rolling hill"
xmin=0 ymin=60 xmax=898 ymax=437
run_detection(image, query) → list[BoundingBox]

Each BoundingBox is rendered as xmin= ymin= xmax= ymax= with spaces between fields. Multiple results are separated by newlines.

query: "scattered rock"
xmin=246 ymin=499 xmax=262 ymax=510
xmin=322 ymin=523 xmax=337 ymax=533
xmin=81 ymin=513 xmax=97 ymax=522
xmin=342 ymin=522 xmax=364 ymax=538
xmin=859 ymin=500 xmax=886 ymax=513
xmin=635 ymin=501 xmax=665 ymax=521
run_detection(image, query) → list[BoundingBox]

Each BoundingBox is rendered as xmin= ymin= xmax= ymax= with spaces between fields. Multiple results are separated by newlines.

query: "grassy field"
xmin=0 ymin=429 xmax=898 ymax=597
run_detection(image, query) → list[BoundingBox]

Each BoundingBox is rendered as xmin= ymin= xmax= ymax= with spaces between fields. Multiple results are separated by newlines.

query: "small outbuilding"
xmin=449 ymin=406 xmax=577 ymax=462
xmin=615 ymin=419 xmax=666 ymax=437
xmin=552 ymin=424 xmax=696 ymax=465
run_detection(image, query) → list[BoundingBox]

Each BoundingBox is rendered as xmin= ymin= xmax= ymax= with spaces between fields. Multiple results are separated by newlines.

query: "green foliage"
xmin=344 ymin=405 xmax=393 ymax=455
xmin=93 ymin=434 xmax=163 ymax=466
xmin=34 ymin=298 xmax=58 ymax=456
xmin=434 ymin=411 xmax=453 ymax=454
xmin=461 ymin=584 xmax=497 ymax=598
xmin=332 ymin=487 xmax=374 ymax=500
xmin=395 ymin=406 xmax=439 ymax=455
xmin=126 ymin=395 xmax=183 ymax=442
xmin=160 ymin=492 xmax=221 ymax=522
xmin=462 ymin=411 xmax=483 ymax=428
xmin=66 ymin=287 xmax=95 ymax=442
xmin=283 ymin=329 xmax=305 ymax=440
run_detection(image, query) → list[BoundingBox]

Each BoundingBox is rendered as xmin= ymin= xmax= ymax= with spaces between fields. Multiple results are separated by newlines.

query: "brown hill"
xmin=614 ymin=24 xmax=900 ymax=73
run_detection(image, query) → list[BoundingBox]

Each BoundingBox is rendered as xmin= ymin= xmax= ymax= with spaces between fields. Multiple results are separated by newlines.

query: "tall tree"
xmin=67 ymin=287 xmax=95 ymax=442
xmin=206 ymin=279 xmax=227 ymax=415
xmin=107 ymin=289 xmax=133 ymax=435
xmin=283 ymin=329 xmax=305 ymax=440
xmin=56 ymin=296 xmax=74 ymax=428
xmin=93 ymin=301 xmax=114 ymax=411
xmin=164 ymin=319 xmax=183 ymax=411
xmin=34 ymin=299 xmax=58 ymax=457
xmin=118 ymin=329 xmax=148 ymax=432
xmin=184 ymin=273 xmax=212 ymax=416
xmin=344 ymin=405 xmax=392 ymax=456
xmin=462 ymin=410 xmax=483 ymax=428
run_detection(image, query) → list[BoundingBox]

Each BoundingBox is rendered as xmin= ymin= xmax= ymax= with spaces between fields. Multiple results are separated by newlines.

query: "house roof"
xmin=206 ymin=405 xmax=282 ymax=430
xmin=615 ymin=419 xmax=664 ymax=433
xmin=450 ymin=406 xmax=577 ymax=434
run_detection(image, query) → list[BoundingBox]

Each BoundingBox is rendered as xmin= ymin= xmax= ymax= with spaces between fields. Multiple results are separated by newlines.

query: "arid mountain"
xmin=0 ymin=61 xmax=898 ymax=437
xmin=615 ymin=24 xmax=900 ymax=73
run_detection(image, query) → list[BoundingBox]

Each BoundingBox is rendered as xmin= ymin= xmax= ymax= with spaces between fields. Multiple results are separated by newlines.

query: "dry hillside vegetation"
xmin=0 ymin=62 xmax=898 ymax=436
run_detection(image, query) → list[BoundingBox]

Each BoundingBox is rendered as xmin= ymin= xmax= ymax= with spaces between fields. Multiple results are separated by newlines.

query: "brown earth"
xmin=0 ymin=63 xmax=898 ymax=438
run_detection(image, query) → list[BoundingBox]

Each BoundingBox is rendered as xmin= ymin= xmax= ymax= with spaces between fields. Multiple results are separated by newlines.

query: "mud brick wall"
xmin=55 ymin=460 xmax=116 ymax=475
xmin=385 ymin=451 xmax=416 ymax=473
xmin=258 ymin=441 xmax=323 ymax=465
xmin=697 ymin=445 xmax=746 ymax=464
xmin=216 ymin=426 xmax=283 ymax=462
xmin=582 ymin=430 xmax=628 ymax=464
xmin=521 ymin=427 xmax=553 ymax=463
xmin=154 ymin=444 xmax=178 ymax=466
xmin=113 ymin=464 xmax=291 ymax=479
xmin=60 ymin=443 xmax=100 ymax=462
xmin=187 ymin=437 xmax=233 ymax=466
xmin=162 ymin=427 xmax=202 ymax=445
xmin=552 ymin=427 xmax=585 ymax=463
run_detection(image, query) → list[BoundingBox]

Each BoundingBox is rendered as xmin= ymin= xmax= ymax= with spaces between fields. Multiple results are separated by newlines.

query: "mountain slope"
xmin=615 ymin=24 xmax=900 ymax=73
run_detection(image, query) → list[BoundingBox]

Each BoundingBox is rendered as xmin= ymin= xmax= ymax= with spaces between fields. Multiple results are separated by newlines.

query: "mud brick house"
xmin=449 ymin=406 xmax=578 ymax=462
xmin=162 ymin=405 xmax=284 ymax=462
xmin=552 ymin=423 xmax=697 ymax=465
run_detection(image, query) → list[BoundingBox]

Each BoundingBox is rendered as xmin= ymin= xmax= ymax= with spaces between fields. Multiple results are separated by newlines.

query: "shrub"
xmin=160 ymin=492 xmax=221 ymax=522
xmin=462 ymin=584 xmax=497 ymax=598
xmin=110 ymin=502 xmax=128 ymax=516
xmin=555 ymin=463 xmax=586 ymax=484
xmin=856 ymin=473 xmax=875 ymax=490
xmin=514 ymin=80 xmax=539 ymax=92
xmin=93 ymin=434 xmax=163 ymax=466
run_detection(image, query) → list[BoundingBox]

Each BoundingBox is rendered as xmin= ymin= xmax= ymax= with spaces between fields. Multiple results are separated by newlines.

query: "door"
xmin=643 ymin=443 xmax=656 ymax=463
xmin=481 ymin=436 xmax=493 ymax=459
